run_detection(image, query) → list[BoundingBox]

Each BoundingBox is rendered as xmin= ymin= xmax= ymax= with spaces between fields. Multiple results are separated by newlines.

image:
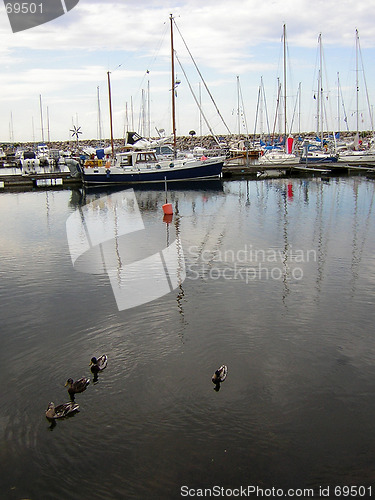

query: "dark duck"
xmin=212 ymin=365 xmax=228 ymax=391
xmin=65 ymin=377 xmax=90 ymax=399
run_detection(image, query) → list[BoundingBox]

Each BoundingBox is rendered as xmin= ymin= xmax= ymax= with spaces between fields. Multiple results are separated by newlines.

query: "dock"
xmin=0 ymin=170 xmax=82 ymax=190
xmin=0 ymin=161 xmax=374 ymax=190
xmin=293 ymin=165 xmax=331 ymax=174
xmin=223 ymin=160 xmax=375 ymax=178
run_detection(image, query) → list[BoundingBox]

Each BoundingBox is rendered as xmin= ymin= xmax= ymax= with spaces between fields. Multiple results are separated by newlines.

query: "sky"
xmin=1 ymin=0 xmax=375 ymax=143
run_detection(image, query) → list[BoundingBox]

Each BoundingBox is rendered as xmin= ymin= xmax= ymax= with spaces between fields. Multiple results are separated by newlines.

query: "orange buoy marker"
xmin=162 ymin=202 xmax=173 ymax=215
xmin=162 ymin=176 xmax=173 ymax=216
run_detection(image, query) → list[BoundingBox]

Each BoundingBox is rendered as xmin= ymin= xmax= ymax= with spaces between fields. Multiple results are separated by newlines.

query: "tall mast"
xmin=47 ymin=106 xmax=50 ymax=142
xmin=199 ymin=81 xmax=202 ymax=136
xmin=337 ymin=72 xmax=341 ymax=134
xmin=298 ymin=82 xmax=301 ymax=136
xmin=260 ymin=77 xmax=264 ymax=138
xmin=237 ymin=75 xmax=240 ymax=136
xmin=39 ymin=94 xmax=44 ymax=143
xmin=318 ymin=33 xmax=323 ymax=143
xmin=147 ymin=77 xmax=151 ymax=139
xmin=107 ymin=71 xmax=115 ymax=158
xmin=97 ymin=86 xmax=103 ymax=147
xmin=283 ymin=24 xmax=287 ymax=142
xmin=141 ymin=89 xmax=146 ymax=137
xmin=131 ymin=96 xmax=134 ymax=131
xmin=355 ymin=28 xmax=359 ymax=139
xmin=170 ymin=14 xmax=177 ymax=154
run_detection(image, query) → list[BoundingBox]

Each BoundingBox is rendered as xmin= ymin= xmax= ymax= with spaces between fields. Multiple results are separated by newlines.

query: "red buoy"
xmin=162 ymin=203 xmax=173 ymax=215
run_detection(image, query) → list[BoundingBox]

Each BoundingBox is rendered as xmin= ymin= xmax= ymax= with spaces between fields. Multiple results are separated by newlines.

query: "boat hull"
xmin=338 ymin=153 xmax=375 ymax=163
xmin=82 ymin=160 xmax=224 ymax=186
xmin=259 ymin=156 xmax=300 ymax=165
xmin=299 ymin=156 xmax=338 ymax=164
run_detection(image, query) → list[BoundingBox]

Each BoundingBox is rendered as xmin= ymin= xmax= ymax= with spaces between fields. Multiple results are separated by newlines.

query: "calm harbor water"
xmin=1 ymin=176 xmax=375 ymax=499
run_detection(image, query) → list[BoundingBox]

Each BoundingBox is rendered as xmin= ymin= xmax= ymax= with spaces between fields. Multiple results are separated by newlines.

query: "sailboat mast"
xmin=170 ymin=14 xmax=177 ymax=154
xmin=47 ymin=106 xmax=50 ymax=142
xmin=39 ymin=94 xmax=44 ymax=143
xmin=355 ymin=28 xmax=359 ymax=139
xmin=199 ymin=81 xmax=202 ymax=136
xmin=97 ymin=86 xmax=103 ymax=147
xmin=237 ymin=75 xmax=240 ymax=137
xmin=283 ymin=24 xmax=287 ymax=142
xmin=107 ymin=71 xmax=115 ymax=158
xmin=147 ymin=78 xmax=151 ymax=139
xmin=337 ymin=72 xmax=339 ymax=133
xmin=318 ymin=33 xmax=323 ymax=144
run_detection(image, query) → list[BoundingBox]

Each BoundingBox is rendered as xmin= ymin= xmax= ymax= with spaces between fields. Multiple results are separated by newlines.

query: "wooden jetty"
xmin=223 ymin=159 xmax=375 ymax=178
xmin=0 ymin=171 xmax=81 ymax=190
xmin=0 ymin=161 xmax=374 ymax=191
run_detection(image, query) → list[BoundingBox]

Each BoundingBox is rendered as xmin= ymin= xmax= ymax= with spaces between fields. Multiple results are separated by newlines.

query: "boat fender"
xmin=106 ymin=169 xmax=111 ymax=176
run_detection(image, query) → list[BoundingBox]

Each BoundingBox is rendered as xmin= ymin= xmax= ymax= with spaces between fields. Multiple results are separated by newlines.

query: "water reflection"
xmin=1 ymin=177 xmax=375 ymax=499
xmin=66 ymin=189 xmax=187 ymax=312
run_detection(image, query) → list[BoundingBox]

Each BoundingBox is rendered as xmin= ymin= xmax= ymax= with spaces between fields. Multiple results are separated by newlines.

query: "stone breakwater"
xmin=3 ymin=130 xmax=373 ymax=154
xmin=1 ymin=135 xmax=222 ymax=154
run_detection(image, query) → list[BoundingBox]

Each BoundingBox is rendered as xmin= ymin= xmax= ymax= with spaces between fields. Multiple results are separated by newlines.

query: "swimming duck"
xmin=65 ymin=377 xmax=90 ymax=396
xmin=89 ymin=355 xmax=108 ymax=374
xmin=45 ymin=401 xmax=79 ymax=420
xmin=212 ymin=365 xmax=228 ymax=385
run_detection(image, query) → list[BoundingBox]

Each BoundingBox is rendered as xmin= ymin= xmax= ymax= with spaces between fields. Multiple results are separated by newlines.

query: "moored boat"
xmin=81 ymin=149 xmax=224 ymax=185
xmin=259 ymin=149 xmax=299 ymax=165
xmin=338 ymin=149 xmax=375 ymax=163
xmin=300 ymin=147 xmax=338 ymax=163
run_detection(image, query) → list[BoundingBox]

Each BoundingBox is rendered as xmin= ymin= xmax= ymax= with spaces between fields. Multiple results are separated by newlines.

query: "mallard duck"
xmin=212 ymin=365 xmax=228 ymax=384
xmin=45 ymin=401 xmax=79 ymax=420
xmin=65 ymin=377 xmax=90 ymax=395
xmin=89 ymin=355 xmax=108 ymax=374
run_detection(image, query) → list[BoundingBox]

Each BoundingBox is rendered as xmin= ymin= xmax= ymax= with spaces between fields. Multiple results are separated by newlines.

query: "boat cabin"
xmin=116 ymin=151 xmax=159 ymax=167
xmin=21 ymin=151 xmax=37 ymax=160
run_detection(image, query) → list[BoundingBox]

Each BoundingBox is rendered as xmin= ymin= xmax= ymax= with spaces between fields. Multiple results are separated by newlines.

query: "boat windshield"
xmin=136 ymin=153 xmax=157 ymax=163
xmin=23 ymin=151 xmax=36 ymax=159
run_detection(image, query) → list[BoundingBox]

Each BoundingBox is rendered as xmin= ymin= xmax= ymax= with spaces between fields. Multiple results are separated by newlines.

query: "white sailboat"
xmin=300 ymin=33 xmax=338 ymax=164
xmin=259 ymin=25 xmax=299 ymax=166
xmin=338 ymin=29 xmax=375 ymax=164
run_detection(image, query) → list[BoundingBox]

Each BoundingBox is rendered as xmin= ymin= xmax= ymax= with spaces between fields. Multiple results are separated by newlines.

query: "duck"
xmin=45 ymin=401 xmax=79 ymax=420
xmin=212 ymin=365 xmax=228 ymax=385
xmin=65 ymin=377 xmax=90 ymax=396
xmin=89 ymin=354 xmax=108 ymax=374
